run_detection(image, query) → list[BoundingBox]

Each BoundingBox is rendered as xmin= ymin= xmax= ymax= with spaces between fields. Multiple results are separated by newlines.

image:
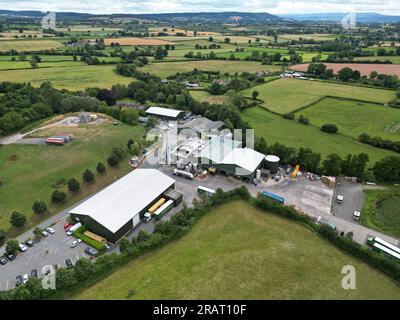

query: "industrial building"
xmin=178 ymin=117 xmax=225 ymax=139
xmin=146 ymin=106 xmax=185 ymax=120
xmin=69 ymin=169 xmax=178 ymax=243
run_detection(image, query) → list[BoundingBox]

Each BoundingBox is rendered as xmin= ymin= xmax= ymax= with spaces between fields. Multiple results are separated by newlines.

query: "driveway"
xmin=332 ymin=177 xmax=364 ymax=222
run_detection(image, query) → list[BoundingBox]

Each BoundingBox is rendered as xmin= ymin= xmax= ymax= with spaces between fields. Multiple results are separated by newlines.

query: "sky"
xmin=0 ymin=0 xmax=399 ymax=15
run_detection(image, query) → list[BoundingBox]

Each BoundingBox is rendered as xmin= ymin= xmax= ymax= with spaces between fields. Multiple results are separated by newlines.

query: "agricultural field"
xmin=241 ymin=106 xmax=397 ymax=164
xmin=0 ymin=60 xmax=87 ymax=71
xmin=241 ymin=78 xmax=396 ymax=114
xmin=362 ymin=188 xmax=400 ymax=238
xmin=189 ymin=90 xmax=232 ymax=104
xmin=0 ymin=115 xmax=146 ymax=234
xmin=298 ymin=98 xmax=400 ymax=140
xmin=0 ymin=65 xmax=133 ymax=91
xmin=103 ymin=38 xmax=176 ymax=46
xmin=278 ymin=34 xmax=337 ymax=41
xmin=74 ymin=201 xmax=400 ymax=300
xmin=149 ymin=27 xmax=220 ymax=37
xmin=292 ymin=63 xmax=400 ymax=77
xmin=0 ymin=40 xmax=64 ymax=52
xmin=355 ymin=56 xmax=400 ymax=64
xmin=138 ymin=60 xmax=281 ymax=78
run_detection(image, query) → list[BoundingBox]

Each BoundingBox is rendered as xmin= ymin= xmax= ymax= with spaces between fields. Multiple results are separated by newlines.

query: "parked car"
xmin=15 ymin=275 xmax=23 ymax=287
xmin=0 ymin=257 xmax=8 ymax=265
xmin=65 ymin=258 xmax=73 ymax=268
xmin=23 ymin=274 xmax=29 ymax=284
xmin=41 ymin=230 xmax=49 ymax=237
xmin=25 ymin=240 xmax=34 ymax=247
xmin=6 ymin=253 xmax=16 ymax=261
xmin=66 ymin=230 xmax=73 ymax=236
xmin=30 ymin=269 xmax=38 ymax=278
xmin=46 ymin=227 xmax=55 ymax=234
xmin=353 ymin=211 xmax=361 ymax=221
xmin=70 ymin=239 xmax=82 ymax=248
xmin=64 ymin=223 xmax=72 ymax=231
xmin=85 ymin=247 xmax=98 ymax=256
xmin=18 ymin=243 xmax=28 ymax=252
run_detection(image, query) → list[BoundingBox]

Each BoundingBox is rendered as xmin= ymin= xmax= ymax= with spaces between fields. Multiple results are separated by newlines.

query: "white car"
xmin=18 ymin=243 xmax=28 ymax=252
xmin=70 ymin=239 xmax=82 ymax=248
xmin=46 ymin=227 xmax=55 ymax=234
xmin=353 ymin=211 xmax=361 ymax=221
xmin=41 ymin=230 xmax=49 ymax=237
xmin=23 ymin=274 xmax=29 ymax=284
xmin=66 ymin=230 xmax=73 ymax=236
xmin=337 ymin=195 xmax=344 ymax=203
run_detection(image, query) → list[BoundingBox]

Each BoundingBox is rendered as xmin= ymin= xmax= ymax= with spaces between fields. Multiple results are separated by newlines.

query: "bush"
xmin=82 ymin=169 xmax=94 ymax=183
xmin=51 ymin=190 xmax=66 ymax=203
xmin=10 ymin=211 xmax=27 ymax=228
xmin=6 ymin=239 xmax=19 ymax=254
xmin=321 ymin=123 xmax=339 ymax=134
xmin=0 ymin=229 xmax=5 ymax=243
xmin=67 ymin=178 xmax=80 ymax=192
xmin=298 ymin=115 xmax=309 ymax=125
xmin=32 ymin=200 xmax=47 ymax=214
xmin=107 ymin=154 xmax=119 ymax=167
xmin=283 ymin=112 xmax=295 ymax=120
xmin=96 ymin=162 xmax=106 ymax=174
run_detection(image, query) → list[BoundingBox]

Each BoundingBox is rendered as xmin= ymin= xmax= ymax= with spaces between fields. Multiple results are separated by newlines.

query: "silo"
xmin=265 ymin=155 xmax=280 ymax=174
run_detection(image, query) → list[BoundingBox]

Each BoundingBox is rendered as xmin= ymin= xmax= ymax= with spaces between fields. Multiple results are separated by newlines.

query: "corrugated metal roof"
xmin=69 ymin=169 xmax=175 ymax=233
xmin=146 ymin=106 xmax=183 ymax=118
xmin=221 ymin=148 xmax=265 ymax=174
xmin=197 ymin=137 xmax=241 ymax=163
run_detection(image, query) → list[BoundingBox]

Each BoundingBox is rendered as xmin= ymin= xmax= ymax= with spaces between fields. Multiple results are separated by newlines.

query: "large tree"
xmin=10 ymin=211 xmax=27 ymax=228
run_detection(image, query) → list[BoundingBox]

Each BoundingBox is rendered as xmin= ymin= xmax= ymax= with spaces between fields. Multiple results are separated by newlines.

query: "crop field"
xmin=355 ymin=56 xmax=400 ymax=64
xmin=0 ymin=116 xmax=145 ymax=234
xmin=298 ymin=98 xmax=400 ymax=140
xmin=242 ymin=107 xmax=397 ymax=164
xmin=138 ymin=60 xmax=281 ymax=78
xmin=241 ymin=78 xmax=396 ymax=114
xmin=292 ymin=63 xmax=400 ymax=77
xmin=103 ymin=38 xmax=176 ymax=46
xmin=0 ymin=65 xmax=133 ymax=90
xmin=74 ymin=201 xmax=400 ymax=300
xmin=362 ymin=189 xmax=400 ymax=238
xmin=0 ymin=40 xmax=64 ymax=52
xmin=279 ymin=34 xmax=337 ymax=41
xmin=149 ymin=27 xmax=220 ymax=37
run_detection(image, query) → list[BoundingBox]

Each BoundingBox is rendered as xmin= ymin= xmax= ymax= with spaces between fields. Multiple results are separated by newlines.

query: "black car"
xmin=25 ymin=240 xmax=34 ymax=247
xmin=15 ymin=275 xmax=23 ymax=287
xmin=30 ymin=269 xmax=38 ymax=278
xmin=0 ymin=257 xmax=8 ymax=265
xmin=6 ymin=253 xmax=16 ymax=261
xmin=84 ymin=247 xmax=98 ymax=256
xmin=65 ymin=258 xmax=73 ymax=268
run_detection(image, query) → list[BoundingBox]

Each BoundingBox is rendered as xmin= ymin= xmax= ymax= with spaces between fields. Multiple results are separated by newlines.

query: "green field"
xmin=138 ymin=60 xmax=281 ymax=78
xmin=242 ymin=78 xmax=396 ymax=114
xmin=0 ymin=40 xmax=64 ymax=52
xmin=0 ymin=116 xmax=145 ymax=234
xmin=189 ymin=90 xmax=232 ymax=104
xmin=298 ymin=98 xmax=400 ymax=140
xmin=362 ymin=188 xmax=400 ymax=238
xmin=355 ymin=56 xmax=400 ymax=64
xmin=0 ymin=65 xmax=132 ymax=90
xmin=242 ymin=107 xmax=397 ymax=163
xmin=74 ymin=201 xmax=400 ymax=300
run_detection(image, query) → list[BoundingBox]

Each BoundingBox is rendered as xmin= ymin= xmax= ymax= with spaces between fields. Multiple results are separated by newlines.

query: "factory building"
xmin=69 ymin=169 xmax=177 ymax=243
xmin=145 ymin=106 xmax=185 ymax=120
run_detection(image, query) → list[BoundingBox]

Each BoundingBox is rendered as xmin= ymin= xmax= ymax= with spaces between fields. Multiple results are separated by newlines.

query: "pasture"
xmin=355 ymin=56 xmax=400 ymax=64
xmin=138 ymin=60 xmax=281 ymax=78
xmin=0 ymin=40 xmax=64 ymax=52
xmin=189 ymin=90 xmax=231 ymax=104
xmin=0 ymin=116 xmax=145 ymax=234
xmin=74 ymin=201 xmax=400 ymax=300
xmin=0 ymin=65 xmax=133 ymax=91
xmin=241 ymin=107 xmax=397 ymax=164
xmin=103 ymin=38 xmax=176 ymax=46
xmin=241 ymin=78 xmax=396 ymax=114
xmin=298 ymin=98 xmax=400 ymax=140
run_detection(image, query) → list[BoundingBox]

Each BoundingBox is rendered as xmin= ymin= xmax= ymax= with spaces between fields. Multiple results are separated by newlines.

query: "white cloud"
xmin=0 ymin=0 xmax=399 ymax=15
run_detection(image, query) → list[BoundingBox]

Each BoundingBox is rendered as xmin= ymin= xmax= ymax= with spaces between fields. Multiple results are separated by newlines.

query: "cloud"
xmin=1 ymin=0 xmax=399 ymax=15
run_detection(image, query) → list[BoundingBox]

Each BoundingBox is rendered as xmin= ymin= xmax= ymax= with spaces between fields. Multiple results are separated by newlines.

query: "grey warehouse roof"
xmin=181 ymin=117 xmax=225 ymax=133
xmin=69 ymin=169 xmax=175 ymax=233
xmin=146 ymin=106 xmax=183 ymax=118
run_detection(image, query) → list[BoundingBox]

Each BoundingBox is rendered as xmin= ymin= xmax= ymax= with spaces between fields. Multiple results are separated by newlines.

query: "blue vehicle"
xmin=260 ymin=191 xmax=285 ymax=204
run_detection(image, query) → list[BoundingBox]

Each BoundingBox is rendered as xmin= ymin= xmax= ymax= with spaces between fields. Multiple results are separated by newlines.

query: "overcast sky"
xmin=1 ymin=0 xmax=399 ymax=15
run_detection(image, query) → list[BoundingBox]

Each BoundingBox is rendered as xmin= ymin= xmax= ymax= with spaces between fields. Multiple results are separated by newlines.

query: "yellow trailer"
xmin=148 ymin=198 xmax=166 ymax=214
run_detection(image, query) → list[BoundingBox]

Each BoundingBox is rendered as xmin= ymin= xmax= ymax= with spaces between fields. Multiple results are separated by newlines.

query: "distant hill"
xmin=0 ymin=10 xmax=282 ymax=23
xmin=278 ymin=13 xmax=400 ymax=24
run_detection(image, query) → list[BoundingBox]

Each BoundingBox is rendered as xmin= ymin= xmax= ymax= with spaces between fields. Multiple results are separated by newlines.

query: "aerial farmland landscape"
xmin=0 ymin=0 xmax=399 ymax=308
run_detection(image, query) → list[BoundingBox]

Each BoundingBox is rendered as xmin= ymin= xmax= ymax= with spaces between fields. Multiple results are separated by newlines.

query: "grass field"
xmin=189 ymin=90 xmax=232 ymax=104
xmin=139 ymin=60 xmax=281 ymax=78
xmin=242 ymin=107 xmax=397 ymax=164
xmin=104 ymin=38 xmax=175 ymax=46
xmin=362 ymin=188 xmax=400 ymax=238
xmin=0 ymin=116 xmax=145 ymax=234
xmin=0 ymin=65 xmax=133 ymax=90
xmin=0 ymin=60 xmax=87 ymax=70
xmin=0 ymin=40 xmax=64 ymax=52
xmin=298 ymin=98 xmax=400 ymax=140
xmin=74 ymin=201 xmax=400 ymax=300
xmin=355 ymin=56 xmax=400 ymax=64
xmin=279 ymin=34 xmax=337 ymax=41
xmin=241 ymin=78 xmax=396 ymax=114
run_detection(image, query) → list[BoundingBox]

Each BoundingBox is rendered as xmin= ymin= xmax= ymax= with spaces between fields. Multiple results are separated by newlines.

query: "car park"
xmin=85 ymin=247 xmax=98 ymax=256
xmin=23 ymin=274 xmax=29 ymax=284
xmin=70 ymin=239 xmax=82 ymax=248
xmin=30 ymin=269 xmax=38 ymax=278
xmin=18 ymin=243 xmax=28 ymax=252
xmin=25 ymin=240 xmax=34 ymax=247
xmin=0 ymin=257 xmax=8 ymax=265
xmin=65 ymin=258 xmax=73 ymax=268
xmin=46 ymin=227 xmax=55 ymax=234
xmin=15 ymin=275 xmax=23 ymax=287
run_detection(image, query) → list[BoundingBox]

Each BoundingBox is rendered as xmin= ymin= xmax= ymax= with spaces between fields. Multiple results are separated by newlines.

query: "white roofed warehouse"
xmin=69 ymin=169 xmax=176 ymax=243
xmin=145 ymin=106 xmax=185 ymax=120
